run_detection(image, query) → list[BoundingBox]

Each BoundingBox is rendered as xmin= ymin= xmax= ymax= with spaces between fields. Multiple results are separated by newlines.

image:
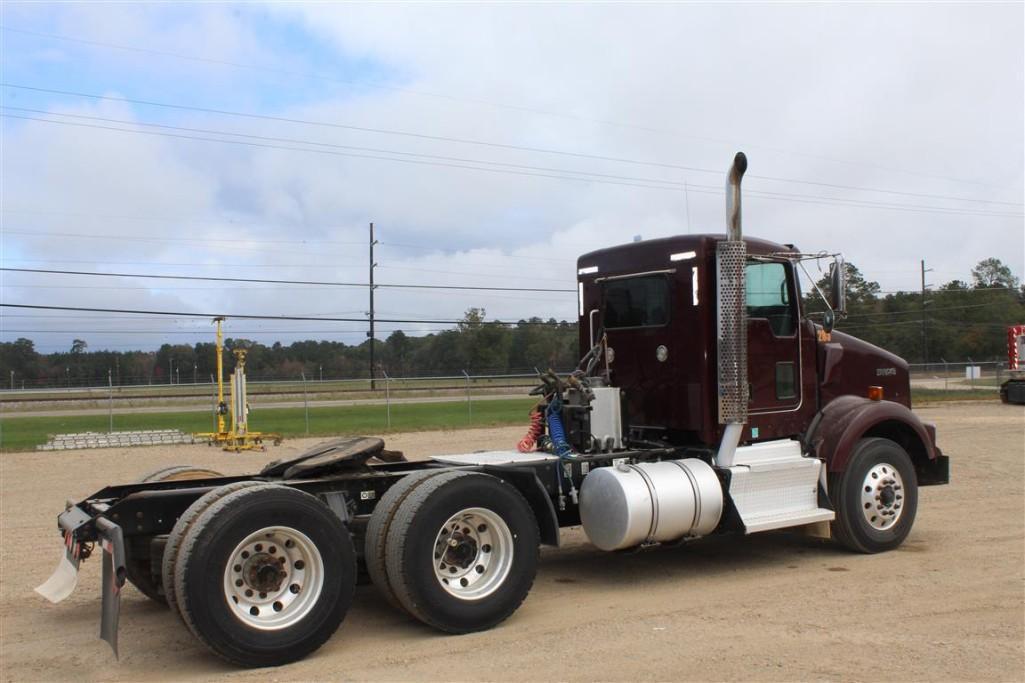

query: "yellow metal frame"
xmin=194 ymin=317 xmax=281 ymax=452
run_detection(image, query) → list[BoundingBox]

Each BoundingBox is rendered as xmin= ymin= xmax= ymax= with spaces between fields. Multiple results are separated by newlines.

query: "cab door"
xmin=745 ymin=261 xmax=803 ymax=434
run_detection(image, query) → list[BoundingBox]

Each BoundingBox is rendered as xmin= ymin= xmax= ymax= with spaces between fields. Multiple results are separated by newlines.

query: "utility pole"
xmin=369 ymin=221 xmax=378 ymax=390
xmin=920 ymin=259 xmax=933 ymax=364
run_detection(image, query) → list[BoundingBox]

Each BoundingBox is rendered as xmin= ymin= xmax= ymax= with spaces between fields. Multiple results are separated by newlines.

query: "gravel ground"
xmin=1 ymin=402 xmax=1022 ymax=681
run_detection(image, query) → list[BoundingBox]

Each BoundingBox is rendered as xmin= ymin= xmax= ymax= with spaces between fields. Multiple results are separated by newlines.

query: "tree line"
xmin=0 ymin=308 xmax=580 ymax=387
xmin=2 ymin=259 xmax=1022 ymax=388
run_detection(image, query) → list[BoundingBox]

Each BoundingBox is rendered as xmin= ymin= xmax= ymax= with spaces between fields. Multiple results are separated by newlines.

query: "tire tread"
xmin=162 ymin=480 xmax=266 ymax=618
xmin=364 ymin=469 xmax=444 ymax=611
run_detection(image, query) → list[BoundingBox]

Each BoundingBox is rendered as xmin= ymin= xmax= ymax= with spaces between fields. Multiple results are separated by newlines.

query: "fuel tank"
xmin=579 ymin=458 xmax=723 ymax=551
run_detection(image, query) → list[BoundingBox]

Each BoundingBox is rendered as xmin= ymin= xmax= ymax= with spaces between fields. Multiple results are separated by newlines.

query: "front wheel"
xmin=829 ymin=437 xmax=919 ymax=553
xmin=384 ymin=471 xmax=539 ymax=633
xmin=174 ymin=484 xmax=356 ymax=667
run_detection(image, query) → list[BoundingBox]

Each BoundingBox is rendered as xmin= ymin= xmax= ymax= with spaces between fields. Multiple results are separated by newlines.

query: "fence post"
xmin=301 ymin=372 xmax=310 ymax=436
xmin=463 ymin=370 xmax=472 ymax=423
xmin=383 ymin=370 xmax=391 ymax=428
xmin=108 ymin=369 xmax=114 ymax=433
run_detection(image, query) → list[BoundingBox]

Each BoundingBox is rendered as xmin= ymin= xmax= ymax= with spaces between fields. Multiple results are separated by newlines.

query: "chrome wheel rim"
xmin=860 ymin=463 xmax=905 ymax=531
xmin=222 ymin=526 xmax=324 ymax=630
xmin=432 ymin=507 xmax=514 ymax=601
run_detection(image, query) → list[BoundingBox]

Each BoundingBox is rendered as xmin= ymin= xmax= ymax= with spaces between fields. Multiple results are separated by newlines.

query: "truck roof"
xmin=577 ymin=234 xmax=797 ymax=269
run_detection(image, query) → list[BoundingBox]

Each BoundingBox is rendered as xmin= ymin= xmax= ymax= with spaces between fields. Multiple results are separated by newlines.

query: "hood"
xmin=820 ymin=329 xmax=911 ymax=407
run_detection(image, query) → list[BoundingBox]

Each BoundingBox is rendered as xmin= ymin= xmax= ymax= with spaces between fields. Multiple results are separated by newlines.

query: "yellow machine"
xmin=195 ymin=317 xmax=281 ymax=452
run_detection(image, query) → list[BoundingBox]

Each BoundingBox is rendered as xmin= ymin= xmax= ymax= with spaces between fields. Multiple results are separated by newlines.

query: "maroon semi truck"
xmin=37 ymin=153 xmax=947 ymax=668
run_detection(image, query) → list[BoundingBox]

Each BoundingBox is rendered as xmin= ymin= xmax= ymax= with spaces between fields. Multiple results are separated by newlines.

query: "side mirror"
xmin=822 ymin=309 xmax=835 ymax=333
xmin=829 ymin=256 xmax=847 ymax=318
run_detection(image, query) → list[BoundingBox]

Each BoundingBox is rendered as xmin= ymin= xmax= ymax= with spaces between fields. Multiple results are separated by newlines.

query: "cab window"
xmin=602 ymin=276 xmax=669 ymax=329
xmin=746 ymin=262 xmax=795 ymax=336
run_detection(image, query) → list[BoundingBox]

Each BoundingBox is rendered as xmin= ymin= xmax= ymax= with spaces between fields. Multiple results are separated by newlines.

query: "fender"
xmin=481 ymin=465 xmax=561 ymax=547
xmin=806 ymin=395 xmax=948 ymax=485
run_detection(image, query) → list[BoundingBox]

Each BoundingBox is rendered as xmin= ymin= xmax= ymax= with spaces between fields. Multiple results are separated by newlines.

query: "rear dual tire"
xmin=125 ymin=466 xmax=225 ymax=604
xmin=368 ymin=471 xmax=539 ymax=633
xmin=172 ymin=484 xmax=356 ymax=667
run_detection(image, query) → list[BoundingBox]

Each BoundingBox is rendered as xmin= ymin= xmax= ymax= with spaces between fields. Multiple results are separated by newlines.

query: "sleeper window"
xmin=602 ymin=276 xmax=670 ymax=329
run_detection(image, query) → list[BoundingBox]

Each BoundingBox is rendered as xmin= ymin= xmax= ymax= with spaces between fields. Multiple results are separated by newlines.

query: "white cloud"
xmin=1 ymin=2 xmax=1022 ymax=353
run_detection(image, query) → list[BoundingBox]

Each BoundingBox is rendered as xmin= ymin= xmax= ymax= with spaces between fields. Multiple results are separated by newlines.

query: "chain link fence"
xmin=908 ymin=361 xmax=1007 ymax=390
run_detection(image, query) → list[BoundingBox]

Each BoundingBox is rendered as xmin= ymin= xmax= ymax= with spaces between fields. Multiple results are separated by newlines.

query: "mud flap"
xmin=35 ymin=505 xmax=93 ymax=603
xmin=35 ymin=546 xmax=81 ymax=604
xmin=96 ymin=517 xmax=126 ymax=659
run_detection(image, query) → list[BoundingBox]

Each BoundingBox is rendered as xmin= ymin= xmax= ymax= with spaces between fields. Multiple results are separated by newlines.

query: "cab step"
xmin=726 ymin=439 xmax=835 ymax=534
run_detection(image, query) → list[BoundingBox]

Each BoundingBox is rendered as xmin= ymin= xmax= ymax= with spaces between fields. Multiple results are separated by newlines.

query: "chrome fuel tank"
xmin=579 ymin=458 xmax=723 ymax=551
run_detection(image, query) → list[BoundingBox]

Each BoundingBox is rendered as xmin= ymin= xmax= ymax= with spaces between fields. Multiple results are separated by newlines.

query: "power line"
xmin=0 ymin=303 xmax=576 ymax=326
xmin=3 ymin=106 xmax=705 ymax=190
xmin=5 ymin=111 xmax=1021 ymax=220
xmin=0 ymin=85 xmax=723 ymax=179
xmin=1 ymin=328 xmax=455 ymax=335
xmin=1 ymin=223 xmax=578 ymax=265
xmin=0 ymin=258 xmax=572 ymax=284
xmin=4 ymin=106 xmax=1023 ymax=218
xmin=0 ymin=111 xmax=708 ymax=195
xmin=0 ymin=228 xmax=366 ymax=256
xmin=0 ymin=283 xmax=562 ymax=304
xmin=0 ymin=267 xmax=575 ymax=293
xmin=841 ymin=300 xmax=1018 ymax=319
xmin=2 ymin=79 xmax=1011 ymax=195
xmin=840 ymin=319 xmax=1011 ymax=329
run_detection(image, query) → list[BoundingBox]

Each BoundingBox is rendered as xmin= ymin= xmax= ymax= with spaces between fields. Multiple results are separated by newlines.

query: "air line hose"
xmin=517 ymin=407 xmax=545 ymax=453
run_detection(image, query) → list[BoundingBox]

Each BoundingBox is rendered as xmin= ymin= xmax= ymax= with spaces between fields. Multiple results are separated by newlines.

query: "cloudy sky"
xmin=2 ymin=2 xmax=1022 ymax=353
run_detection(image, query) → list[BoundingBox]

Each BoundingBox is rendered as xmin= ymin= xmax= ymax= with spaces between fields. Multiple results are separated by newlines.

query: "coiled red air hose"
xmin=517 ymin=408 xmax=545 ymax=453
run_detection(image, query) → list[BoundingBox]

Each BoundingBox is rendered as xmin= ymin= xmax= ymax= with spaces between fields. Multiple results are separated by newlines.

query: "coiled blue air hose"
xmin=546 ymin=399 xmax=573 ymax=459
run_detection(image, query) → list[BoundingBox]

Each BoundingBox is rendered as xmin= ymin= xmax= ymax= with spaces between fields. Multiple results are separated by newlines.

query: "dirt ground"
xmin=1 ymin=402 xmax=1022 ymax=681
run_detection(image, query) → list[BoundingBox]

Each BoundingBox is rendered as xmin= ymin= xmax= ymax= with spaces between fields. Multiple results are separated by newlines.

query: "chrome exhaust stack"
xmin=716 ymin=152 xmax=749 ymax=467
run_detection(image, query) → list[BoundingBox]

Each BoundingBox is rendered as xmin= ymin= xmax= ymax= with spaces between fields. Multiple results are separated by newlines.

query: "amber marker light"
xmin=868 ymin=386 xmax=884 ymax=401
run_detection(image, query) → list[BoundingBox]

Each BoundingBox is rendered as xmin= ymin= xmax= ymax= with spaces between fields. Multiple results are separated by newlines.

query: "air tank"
xmin=579 ymin=459 xmax=723 ymax=551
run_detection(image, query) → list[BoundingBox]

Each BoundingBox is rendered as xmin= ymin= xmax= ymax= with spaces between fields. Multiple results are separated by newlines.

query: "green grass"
xmin=0 ymin=397 xmax=537 ymax=452
xmin=911 ymin=388 xmax=999 ymax=403
xmin=4 ymin=388 xmax=999 ymax=451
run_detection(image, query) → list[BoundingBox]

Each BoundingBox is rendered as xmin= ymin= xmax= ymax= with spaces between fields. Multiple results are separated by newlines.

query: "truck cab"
xmin=576 ymin=234 xmax=945 ymax=485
